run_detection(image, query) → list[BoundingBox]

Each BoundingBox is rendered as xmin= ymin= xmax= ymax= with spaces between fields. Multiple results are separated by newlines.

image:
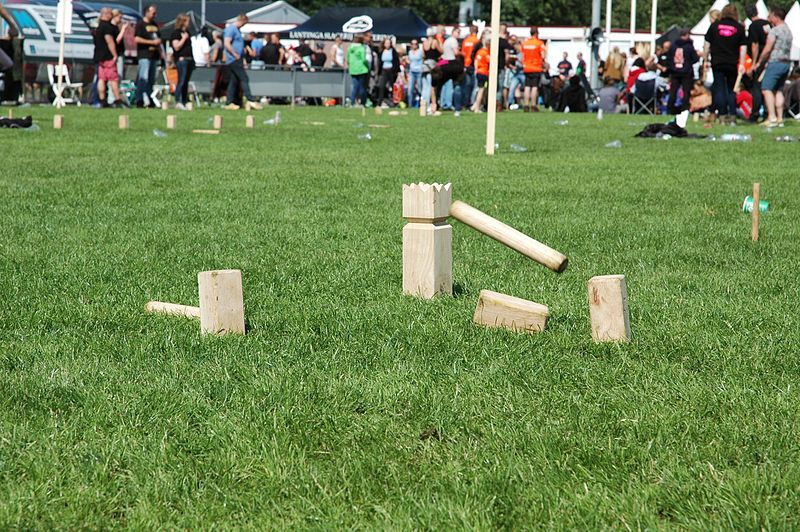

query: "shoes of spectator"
xmin=175 ymin=103 xmax=186 ymax=111
xmin=454 ymin=111 xmax=461 ymax=117
xmin=509 ymin=104 xmax=519 ymax=110
xmin=245 ymin=100 xmax=263 ymax=110
xmin=224 ymin=103 xmax=240 ymax=111
xmin=135 ymin=101 xmax=144 ymax=109
xmin=433 ymin=111 xmax=442 ymax=116
xmin=92 ymin=103 xmax=103 ymax=109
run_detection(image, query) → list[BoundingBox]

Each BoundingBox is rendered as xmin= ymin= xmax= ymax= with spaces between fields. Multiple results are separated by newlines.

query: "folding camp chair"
xmin=631 ymin=77 xmax=657 ymax=115
xmin=47 ymin=64 xmax=82 ymax=106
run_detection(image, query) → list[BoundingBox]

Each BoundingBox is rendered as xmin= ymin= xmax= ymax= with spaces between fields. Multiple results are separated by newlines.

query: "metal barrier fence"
xmin=190 ymin=66 xmax=353 ymax=101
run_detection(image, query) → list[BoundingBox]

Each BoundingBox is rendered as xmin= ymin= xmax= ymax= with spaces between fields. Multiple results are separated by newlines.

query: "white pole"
xmin=650 ymin=0 xmax=657 ymax=55
xmin=55 ymin=1 xmax=67 ymax=108
xmin=629 ymin=0 xmax=636 ymax=47
xmin=485 ymin=0 xmax=501 ymax=156
xmin=605 ymin=0 xmax=613 ymax=57
xmin=201 ymin=0 xmax=206 ymax=27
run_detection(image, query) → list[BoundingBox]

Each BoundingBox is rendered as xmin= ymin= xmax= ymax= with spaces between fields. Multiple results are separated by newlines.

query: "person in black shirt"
xmin=704 ymin=4 xmax=746 ymax=122
xmin=94 ymin=7 xmax=125 ymax=106
xmin=133 ymin=4 xmax=161 ymax=107
xmin=170 ymin=13 xmax=193 ymax=109
xmin=260 ymin=33 xmax=284 ymax=66
xmin=310 ymin=43 xmax=326 ymax=68
xmin=656 ymin=41 xmax=671 ymax=78
xmin=745 ymin=4 xmax=770 ymax=121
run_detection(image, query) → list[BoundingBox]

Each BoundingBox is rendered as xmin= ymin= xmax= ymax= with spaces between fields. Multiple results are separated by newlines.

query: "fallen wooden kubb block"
xmin=473 ymin=289 xmax=549 ymax=333
xmin=118 ymin=115 xmax=129 ymax=129
xmin=145 ymin=269 xmax=245 ymax=336
xmin=246 ymin=114 xmax=254 ymax=128
xmin=166 ymin=115 xmax=176 ymax=129
xmin=449 ymin=200 xmax=568 ymax=273
xmin=213 ymin=115 xmax=223 ymax=129
xmin=588 ymin=275 xmax=631 ymax=342
xmin=53 ymin=115 xmax=64 ymax=129
xmin=192 ymin=129 xmax=220 ymax=135
xmin=402 ymin=182 xmax=453 ymax=298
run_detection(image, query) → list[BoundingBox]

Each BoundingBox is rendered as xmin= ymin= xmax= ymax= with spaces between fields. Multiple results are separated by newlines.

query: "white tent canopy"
xmin=230 ymin=1 xmax=309 ymax=35
xmin=691 ymin=0 xmax=768 ymax=35
xmin=786 ymin=1 xmax=800 ymax=60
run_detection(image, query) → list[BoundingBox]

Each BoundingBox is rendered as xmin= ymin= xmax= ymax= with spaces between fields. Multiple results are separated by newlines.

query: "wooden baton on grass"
xmin=145 ymin=301 xmax=201 ymax=318
xmin=449 ymin=200 xmax=568 ymax=273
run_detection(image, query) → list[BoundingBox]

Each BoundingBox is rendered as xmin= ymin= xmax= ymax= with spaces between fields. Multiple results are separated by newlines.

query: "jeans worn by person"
xmin=440 ymin=79 xmax=453 ymax=109
xmin=350 ymin=73 xmax=368 ymax=105
xmin=507 ymin=70 xmax=525 ymax=106
xmin=460 ymin=68 xmax=475 ymax=109
xmin=226 ymin=58 xmax=254 ymax=105
xmin=134 ymin=58 xmax=158 ymax=106
xmin=175 ymin=59 xmax=194 ymax=105
xmin=711 ymin=66 xmax=738 ymax=117
xmin=421 ymin=72 xmax=433 ymax=109
xmin=407 ymin=70 xmax=422 ymax=107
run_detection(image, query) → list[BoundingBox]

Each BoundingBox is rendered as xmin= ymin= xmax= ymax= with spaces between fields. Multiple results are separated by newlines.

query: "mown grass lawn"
xmin=1 ymin=104 xmax=799 ymax=528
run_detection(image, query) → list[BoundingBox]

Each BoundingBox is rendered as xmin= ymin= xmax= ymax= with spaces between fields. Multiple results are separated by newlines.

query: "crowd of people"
xmin=596 ymin=4 xmax=796 ymax=125
xmin=3 ymin=0 xmax=799 ymax=122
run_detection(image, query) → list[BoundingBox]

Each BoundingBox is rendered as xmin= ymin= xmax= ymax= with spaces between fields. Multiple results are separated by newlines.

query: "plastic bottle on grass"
xmin=358 ymin=132 xmax=372 ymax=141
xmin=605 ymin=140 xmax=622 ymax=148
xmin=719 ymin=133 xmax=751 ymax=142
xmin=24 ymin=124 xmax=40 ymax=133
xmin=153 ymin=128 xmax=167 ymax=138
xmin=509 ymin=143 xmax=528 ymax=152
xmin=776 ymin=135 xmax=798 ymax=142
xmin=554 ymin=120 xmax=569 ymax=126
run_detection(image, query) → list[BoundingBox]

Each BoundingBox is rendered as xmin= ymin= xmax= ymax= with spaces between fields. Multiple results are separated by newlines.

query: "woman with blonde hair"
xmin=170 ymin=13 xmax=194 ymax=109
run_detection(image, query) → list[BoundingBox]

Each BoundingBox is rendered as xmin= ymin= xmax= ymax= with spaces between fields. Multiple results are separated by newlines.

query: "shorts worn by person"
xmin=521 ymin=28 xmax=545 ymax=111
xmin=761 ymin=23 xmax=792 ymax=91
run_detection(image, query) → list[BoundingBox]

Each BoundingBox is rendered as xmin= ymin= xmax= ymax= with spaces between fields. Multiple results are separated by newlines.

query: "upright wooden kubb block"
xmin=402 ymin=183 xmax=452 ymax=298
xmin=118 ymin=115 xmax=129 ymax=129
xmin=162 ymin=101 xmax=169 ymax=110
xmin=473 ymin=289 xmax=549 ymax=333
xmin=588 ymin=275 xmax=631 ymax=342
xmin=245 ymin=114 xmax=254 ymax=128
xmin=198 ymin=269 xmax=245 ymax=335
xmin=166 ymin=115 xmax=177 ymax=129
xmin=186 ymin=102 xmax=193 ymax=111
xmin=53 ymin=115 xmax=64 ymax=129
xmin=213 ymin=115 xmax=223 ymax=129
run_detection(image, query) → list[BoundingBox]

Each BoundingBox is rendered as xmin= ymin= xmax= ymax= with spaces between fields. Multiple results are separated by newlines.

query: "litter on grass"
xmin=153 ymin=128 xmax=167 ymax=137
xmin=605 ymin=140 xmax=622 ymax=148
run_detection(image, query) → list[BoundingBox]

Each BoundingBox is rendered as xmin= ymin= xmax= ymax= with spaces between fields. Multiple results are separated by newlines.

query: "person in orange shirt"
xmin=471 ymin=38 xmax=492 ymax=113
xmin=521 ymin=26 xmax=546 ymax=112
xmin=460 ymin=25 xmax=480 ymax=108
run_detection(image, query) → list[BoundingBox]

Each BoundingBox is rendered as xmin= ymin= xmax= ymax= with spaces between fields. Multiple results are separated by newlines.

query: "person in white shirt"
xmin=443 ymin=29 xmax=459 ymax=61
xmin=191 ymin=30 xmax=210 ymax=67
xmin=330 ymin=36 xmax=345 ymax=68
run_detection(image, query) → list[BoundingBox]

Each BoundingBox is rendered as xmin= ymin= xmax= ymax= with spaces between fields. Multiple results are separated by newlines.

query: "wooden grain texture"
xmin=192 ymin=129 xmax=220 ymax=135
xmin=752 ymin=182 xmax=760 ymax=242
xmin=118 ymin=115 xmax=129 ymax=129
xmin=213 ymin=115 xmax=223 ymax=129
xmin=402 ymin=183 xmax=453 ymax=298
xmin=166 ymin=115 xmax=177 ymax=129
xmin=53 ymin=115 xmax=64 ymax=129
xmin=449 ymin=200 xmax=568 ymax=273
xmin=144 ymin=301 xmax=201 ymax=319
xmin=473 ymin=289 xmax=549 ymax=333
xmin=588 ymin=275 xmax=631 ymax=342
xmin=198 ymin=269 xmax=245 ymax=335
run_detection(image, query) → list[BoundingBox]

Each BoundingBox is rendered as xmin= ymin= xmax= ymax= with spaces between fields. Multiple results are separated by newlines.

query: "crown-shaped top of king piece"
xmin=402 ymin=182 xmax=452 ymax=221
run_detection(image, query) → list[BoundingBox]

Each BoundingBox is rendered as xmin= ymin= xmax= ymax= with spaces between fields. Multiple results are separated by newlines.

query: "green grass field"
xmin=2 ymin=105 xmax=800 ymax=528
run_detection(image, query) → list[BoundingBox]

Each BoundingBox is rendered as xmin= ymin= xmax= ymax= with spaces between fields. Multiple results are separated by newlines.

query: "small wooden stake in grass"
xmin=213 ymin=115 xmax=223 ymax=129
xmin=419 ymin=104 xmax=426 ymax=117
xmin=166 ymin=115 xmax=176 ymax=129
xmin=588 ymin=275 xmax=631 ymax=342
xmin=361 ymin=107 xmax=366 ymax=117
xmin=246 ymin=114 xmax=254 ymax=128
xmin=449 ymin=200 xmax=568 ymax=273
xmin=752 ymin=182 xmax=760 ymax=242
xmin=473 ymin=289 xmax=549 ymax=333
xmin=403 ymin=183 xmax=453 ymax=298
xmin=53 ymin=115 xmax=64 ymax=129
xmin=375 ymin=107 xmax=382 ymax=116
xmin=118 ymin=115 xmax=129 ymax=129
xmin=7 ymin=108 xmax=12 ymax=119
xmin=198 ymin=269 xmax=245 ymax=335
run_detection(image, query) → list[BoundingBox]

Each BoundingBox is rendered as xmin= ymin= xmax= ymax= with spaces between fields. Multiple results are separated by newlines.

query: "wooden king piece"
xmin=402 ymin=183 xmax=453 ymax=298
xmin=588 ymin=275 xmax=631 ymax=342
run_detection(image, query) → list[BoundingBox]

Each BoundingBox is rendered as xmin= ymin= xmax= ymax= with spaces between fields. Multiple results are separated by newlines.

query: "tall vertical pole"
xmin=55 ymin=0 xmax=68 ymax=108
xmin=629 ymin=0 xmax=636 ymax=47
xmin=590 ymin=0 xmax=601 ymax=96
xmin=485 ymin=0 xmax=501 ymax=155
xmin=605 ymin=0 xmax=613 ymax=56
xmin=201 ymin=0 xmax=206 ymax=27
xmin=650 ymin=0 xmax=657 ymax=55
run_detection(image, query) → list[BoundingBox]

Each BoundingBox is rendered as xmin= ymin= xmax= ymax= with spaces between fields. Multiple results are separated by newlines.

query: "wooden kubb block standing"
xmin=246 ymin=115 xmax=254 ymax=128
xmin=145 ymin=269 xmax=245 ymax=336
xmin=166 ymin=115 xmax=177 ymax=129
xmin=588 ymin=275 xmax=631 ymax=342
xmin=213 ymin=115 xmax=223 ymax=129
xmin=402 ymin=183 xmax=452 ymax=298
xmin=53 ymin=115 xmax=64 ymax=129
xmin=118 ymin=115 xmax=129 ymax=129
